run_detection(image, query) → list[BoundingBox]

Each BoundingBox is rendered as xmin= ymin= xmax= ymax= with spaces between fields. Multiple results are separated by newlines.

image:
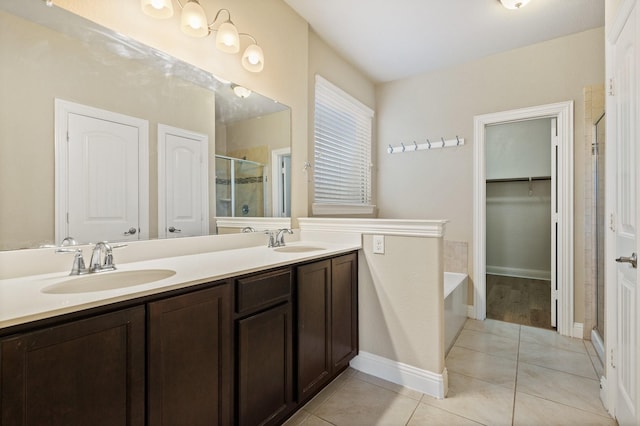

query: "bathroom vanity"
xmin=0 ymin=245 xmax=358 ymax=426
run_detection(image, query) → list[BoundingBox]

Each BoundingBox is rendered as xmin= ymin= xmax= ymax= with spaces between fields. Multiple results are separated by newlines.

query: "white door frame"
xmin=271 ymin=147 xmax=291 ymax=217
xmin=473 ymin=101 xmax=574 ymax=337
xmin=54 ymin=99 xmax=149 ymax=243
xmin=157 ymin=124 xmax=209 ymax=239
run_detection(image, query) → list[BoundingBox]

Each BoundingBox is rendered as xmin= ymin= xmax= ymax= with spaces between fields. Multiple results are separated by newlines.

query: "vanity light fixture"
xmin=231 ymin=84 xmax=252 ymax=99
xmin=141 ymin=0 xmax=265 ymax=72
xmin=499 ymin=0 xmax=531 ymax=9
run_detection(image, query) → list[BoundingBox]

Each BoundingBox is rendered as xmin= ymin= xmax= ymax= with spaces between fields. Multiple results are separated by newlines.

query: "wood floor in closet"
xmin=486 ymin=274 xmax=553 ymax=330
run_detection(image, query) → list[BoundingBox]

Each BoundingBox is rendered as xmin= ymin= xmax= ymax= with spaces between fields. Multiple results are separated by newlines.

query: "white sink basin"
xmin=273 ymin=246 xmax=326 ymax=253
xmin=42 ymin=269 xmax=176 ymax=294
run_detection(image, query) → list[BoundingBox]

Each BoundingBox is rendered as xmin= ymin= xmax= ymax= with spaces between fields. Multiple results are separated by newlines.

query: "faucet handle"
xmin=102 ymin=242 xmax=127 ymax=271
xmin=264 ymin=230 xmax=276 ymax=248
xmin=56 ymin=248 xmax=88 ymax=275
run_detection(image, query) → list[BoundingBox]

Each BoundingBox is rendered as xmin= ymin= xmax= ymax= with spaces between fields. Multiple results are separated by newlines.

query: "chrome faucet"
xmin=275 ymin=228 xmax=293 ymax=247
xmin=90 ymin=242 xmax=115 ymax=273
xmin=89 ymin=242 xmax=126 ymax=273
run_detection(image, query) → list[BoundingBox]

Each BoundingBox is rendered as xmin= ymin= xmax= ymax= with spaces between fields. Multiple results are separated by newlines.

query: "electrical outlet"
xmin=372 ymin=235 xmax=385 ymax=254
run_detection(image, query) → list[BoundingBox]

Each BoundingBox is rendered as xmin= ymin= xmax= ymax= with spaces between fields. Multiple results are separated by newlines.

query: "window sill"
xmin=312 ymin=203 xmax=377 ymax=216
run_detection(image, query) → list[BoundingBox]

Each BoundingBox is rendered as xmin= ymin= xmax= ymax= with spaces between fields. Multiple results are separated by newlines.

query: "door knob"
xmin=168 ymin=226 xmax=182 ymax=233
xmin=615 ymin=252 xmax=637 ymax=268
xmin=123 ymin=227 xmax=137 ymax=235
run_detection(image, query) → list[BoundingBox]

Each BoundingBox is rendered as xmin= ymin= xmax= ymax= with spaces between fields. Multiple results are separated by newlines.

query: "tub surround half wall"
xmin=299 ymin=218 xmax=449 ymax=398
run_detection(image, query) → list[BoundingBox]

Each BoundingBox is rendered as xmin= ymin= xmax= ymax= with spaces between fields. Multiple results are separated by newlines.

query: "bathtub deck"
xmin=486 ymin=274 xmax=552 ymax=329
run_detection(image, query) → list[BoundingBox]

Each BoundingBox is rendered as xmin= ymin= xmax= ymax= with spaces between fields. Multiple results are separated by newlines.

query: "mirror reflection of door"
xmin=157 ymin=125 xmax=209 ymax=239
xmin=271 ymin=148 xmax=291 ymax=217
xmin=55 ymin=99 xmax=149 ymax=245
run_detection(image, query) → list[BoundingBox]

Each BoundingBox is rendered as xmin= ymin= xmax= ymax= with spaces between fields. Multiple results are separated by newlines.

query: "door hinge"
xmin=66 ymin=212 xmax=69 ymax=224
xmin=551 ymin=289 xmax=558 ymax=300
xmin=611 ymin=348 xmax=616 ymax=368
xmin=608 ymin=78 xmax=615 ymax=96
xmin=66 ymin=131 xmax=70 ymax=142
xmin=552 ymin=212 xmax=559 ymax=223
xmin=609 ymin=213 xmax=616 ymax=232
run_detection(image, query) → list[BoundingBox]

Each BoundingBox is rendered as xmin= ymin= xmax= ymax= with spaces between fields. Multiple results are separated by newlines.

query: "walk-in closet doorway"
xmin=484 ymin=118 xmax=555 ymax=329
xmin=473 ymin=102 xmax=575 ymax=337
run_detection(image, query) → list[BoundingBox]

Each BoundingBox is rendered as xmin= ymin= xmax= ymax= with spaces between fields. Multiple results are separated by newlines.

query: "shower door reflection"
xmin=215 ymin=155 xmax=265 ymax=217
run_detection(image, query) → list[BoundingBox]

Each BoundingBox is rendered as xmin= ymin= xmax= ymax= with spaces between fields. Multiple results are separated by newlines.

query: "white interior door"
xmin=611 ymin=1 xmax=639 ymax=423
xmin=271 ymin=148 xmax=291 ymax=217
xmin=67 ymin=113 xmax=140 ymax=243
xmin=158 ymin=125 xmax=209 ymax=238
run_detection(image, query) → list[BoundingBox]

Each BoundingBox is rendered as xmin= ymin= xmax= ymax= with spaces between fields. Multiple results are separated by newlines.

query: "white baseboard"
xmin=467 ymin=305 xmax=475 ymax=318
xmin=486 ymin=266 xmax=551 ymax=281
xmin=350 ymin=351 xmax=447 ymax=399
xmin=591 ymin=329 xmax=605 ymax=366
xmin=572 ymin=322 xmax=584 ymax=339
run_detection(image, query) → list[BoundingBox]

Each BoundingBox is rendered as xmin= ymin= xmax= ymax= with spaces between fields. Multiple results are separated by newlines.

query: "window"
xmin=313 ymin=75 xmax=374 ymax=215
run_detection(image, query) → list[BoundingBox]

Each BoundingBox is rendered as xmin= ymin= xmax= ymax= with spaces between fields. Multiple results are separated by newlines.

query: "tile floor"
xmin=284 ymin=319 xmax=615 ymax=426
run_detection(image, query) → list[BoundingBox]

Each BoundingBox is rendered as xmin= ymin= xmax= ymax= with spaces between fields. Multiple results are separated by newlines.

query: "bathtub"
xmin=444 ymin=272 xmax=468 ymax=354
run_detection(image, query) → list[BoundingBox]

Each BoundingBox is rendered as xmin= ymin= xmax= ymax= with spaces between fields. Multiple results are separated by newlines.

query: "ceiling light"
xmin=141 ymin=0 xmax=265 ymax=72
xmin=232 ymin=84 xmax=252 ymax=98
xmin=141 ymin=0 xmax=174 ymax=19
xmin=499 ymin=0 xmax=531 ymax=10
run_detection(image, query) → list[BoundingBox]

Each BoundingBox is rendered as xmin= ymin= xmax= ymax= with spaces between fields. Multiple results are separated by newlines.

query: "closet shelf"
xmin=486 ymin=176 xmax=551 ymax=183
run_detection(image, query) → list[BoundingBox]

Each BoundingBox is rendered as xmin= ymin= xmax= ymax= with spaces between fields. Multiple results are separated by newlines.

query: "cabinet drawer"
xmin=236 ymin=268 xmax=291 ymax=315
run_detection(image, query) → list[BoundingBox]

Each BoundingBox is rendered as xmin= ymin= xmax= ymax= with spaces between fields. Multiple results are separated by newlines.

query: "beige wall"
xmin=307 ymin=29 xmax=377 ymax=214
xmin=376 ymin=28 xmax=605 ymax=324
xmin=225 ymin=110 xmax=291 ymax=158
xmin=0 ymin=10 xmax=215 ymax=249
xmin=359 ymin=235 xmax=444 ymax=374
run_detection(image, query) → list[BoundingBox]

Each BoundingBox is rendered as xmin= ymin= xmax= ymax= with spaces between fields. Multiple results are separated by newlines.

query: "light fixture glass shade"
xmin=181 ymin=0 xmax=209 ymax=38
xmin=242 ymin=43 xmax=264 ymax=73
xmin=215 ymin=21 xmax=240 ymax=53
xmin=141 ymin=0 xmax=174 ymax=19
xmin=499 ymin=0 xmax=531 ymax=9
xmin=232 ymin=85 xmax=252 ymax=98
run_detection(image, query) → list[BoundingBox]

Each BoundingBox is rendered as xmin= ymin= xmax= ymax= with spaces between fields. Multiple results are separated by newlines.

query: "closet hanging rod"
xmin=486 ymin=176 xmax=552 ymax=183
xmin=387 ymin=136 xmax=464 ymax=154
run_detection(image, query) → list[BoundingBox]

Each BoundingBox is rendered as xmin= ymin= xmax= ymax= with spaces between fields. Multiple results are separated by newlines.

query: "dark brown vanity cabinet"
xmin=0 ymin=306 xmax=145 ymax=426
xmin=235 ymin=268 xmax=294 ymax=426
xmin=297 ymin=252 xmax=358 ymax=402
xmin=0 ymin=251 xmax=358 ymax=426
xmin=147 ymin=283 xmax=232 ymax=426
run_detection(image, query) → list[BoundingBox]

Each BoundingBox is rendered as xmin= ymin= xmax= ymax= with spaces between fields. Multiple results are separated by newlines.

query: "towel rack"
xmin=387 ymin=136 xmax=464 ymax=154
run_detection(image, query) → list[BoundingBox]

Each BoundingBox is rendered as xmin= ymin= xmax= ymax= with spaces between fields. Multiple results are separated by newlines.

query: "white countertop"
xmin=0 ymin=240 xmax=360 ymax=331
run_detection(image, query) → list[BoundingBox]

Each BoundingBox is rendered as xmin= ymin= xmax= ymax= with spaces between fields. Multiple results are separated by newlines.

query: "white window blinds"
xmin=313 ymin=75 xmax=374 ymax=214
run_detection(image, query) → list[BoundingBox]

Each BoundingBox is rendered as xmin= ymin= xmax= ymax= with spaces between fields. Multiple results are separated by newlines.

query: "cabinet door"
xmin=237 ymin=303 xmax=293 ymax=426
xmin=331 ymin=253 xmax=358 ymax=371
xmin=148 ymin=283 xmax=232 ymax=426
xmin=296 ymin=259 xmax=331 ymax=401
xmin=1 ymin=307 xmax=145 ymax=426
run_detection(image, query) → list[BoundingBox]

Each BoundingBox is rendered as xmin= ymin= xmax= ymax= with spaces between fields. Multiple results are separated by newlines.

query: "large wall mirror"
xmin=0 ymin=0 xmax=291 ymax=251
